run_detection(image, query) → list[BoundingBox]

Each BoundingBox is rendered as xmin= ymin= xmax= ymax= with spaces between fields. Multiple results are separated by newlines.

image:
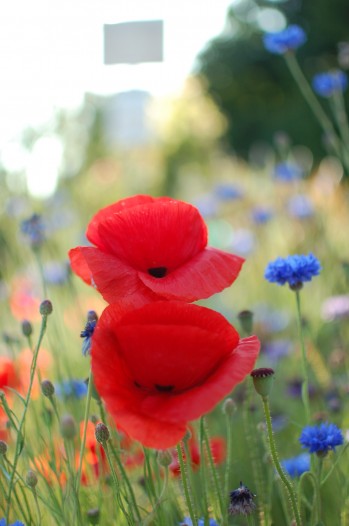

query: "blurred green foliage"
xmin=197 ymin=0 xmax=349 ymax=165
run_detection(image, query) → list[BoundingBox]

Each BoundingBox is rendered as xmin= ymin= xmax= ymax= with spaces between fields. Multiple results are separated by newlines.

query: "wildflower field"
xmin=1 ymin=22 xmax=349 ymax=526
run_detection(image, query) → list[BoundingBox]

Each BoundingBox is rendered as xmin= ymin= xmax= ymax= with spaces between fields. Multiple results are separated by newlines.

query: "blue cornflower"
xmin=312 ymin=70 xmax=348 ymax=98
xmin=273 ymin=162 xmax=303 ymax=182
xmin=281 ymin=453 xmax=310 ymax=477
xmin=251 ymin=206 xmax=273 ymax=225
xmin=80 ymin=311 xmax=98 ymax=357
xmin=262 ymin=339 xmax=292 ymax=364
xmin=0 ymin=520 xmax=26 ymax=526
xmin=214 ymin=183 xmax=244 ymax=201
xmin=43 ymin=261 xmax=70 ymax=285
xmin=20 ymin=213 xmax=45 ymax=249
xmin=287 ymin=195 xmax=314 ymax=219
xmin=179 ymin=519 xmax=219 ymax=526
xmin=299 ymin=423 xmax=344 ymax=455
xmin=55 ymin=379 xmax=88 ymax=399
xmin=264 ymin=253 xmax=321 ymax=289
xmin=263 ymin=25 xmax=306 ymax=54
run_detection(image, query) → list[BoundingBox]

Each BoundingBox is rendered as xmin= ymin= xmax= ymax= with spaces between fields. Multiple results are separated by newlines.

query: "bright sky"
xmin=0 ymin=0 xmax=236 ymax=144
xmin=0 ymin=0 xmax=285 ymax=197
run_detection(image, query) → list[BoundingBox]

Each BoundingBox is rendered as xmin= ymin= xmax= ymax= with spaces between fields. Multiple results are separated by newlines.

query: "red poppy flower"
xmin=69 ymin=195 xmax=244 ymax=305
xmin=92 ymin=301 xmax=260 ymax=449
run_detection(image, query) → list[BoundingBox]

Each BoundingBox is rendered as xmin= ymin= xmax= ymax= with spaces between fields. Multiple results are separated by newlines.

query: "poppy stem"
xmin=176 ymin=442 xmax=197 ymax=525
xmin=5 ymin=312 xmax=49 ymax=523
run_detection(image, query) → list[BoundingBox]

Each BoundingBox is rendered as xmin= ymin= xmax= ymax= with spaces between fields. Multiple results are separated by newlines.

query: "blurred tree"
xmin=197 ymin=0 xmax=349 ymax=165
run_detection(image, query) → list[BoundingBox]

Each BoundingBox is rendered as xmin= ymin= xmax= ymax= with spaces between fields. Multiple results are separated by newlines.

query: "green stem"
xmin=199 ymin=417 xmax=210 ymax=525
xmin=76 ymin=367 xmax=93 ymax=494
xmin=321 ymin=442 xmax=349 ymax=486
xmin=176 ymin=442 xmax=197 ymax=526
xmin=295 ymin=290 xmax=311 ymax=425
xmin=202 ymin=420 xmax=226 ymax=524
xmin=224 ymin=413 xmax=233 ymax=507
xmin=262 ymin=396 xmax=302 ymax=526
xmin=33 ymin=248 xmax=48 ymax=298
xmin=284 ymin=53 xmax=344 ymax=161
xmin=104 ymin=441 xmax=134 ymax=526
xmin=5 ymin=313 xmax=48 ymax=523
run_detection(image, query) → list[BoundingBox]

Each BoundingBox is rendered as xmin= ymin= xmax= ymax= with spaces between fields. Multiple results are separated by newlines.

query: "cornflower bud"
xmin=157 ymin=449 xmax=173 ymax=467
xmin=60 ymin=414 xmax=77 ymax=440
xmin=87 ymin=508 xmax=100 ymax=525
xmin=0 ymin=440 xmax=8 ymax=455
xmin=222 ymin=397 xmax=237 ymax=416
xmin=40 ymin=300 xmax=53 ymax=316
xmin=237 ymin=310 xmax=254 ymax=336
xmin=41 ymin=379 xmax=55 ymax=398
xmin=95 ymin=423 xmax=110 ymax=445
xmin=21 ymin=320 xmax=33 ymax=337
xmin=26 ymin=469 xmax=38 ymax=488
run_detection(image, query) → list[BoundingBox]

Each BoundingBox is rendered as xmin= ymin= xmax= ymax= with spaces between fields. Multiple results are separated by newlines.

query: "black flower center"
xmin=155 ymin=384 xmax=174 ymax=392
xmin=134 ymin=381 xmax=175 ymax=393
xmin=148 ymin=267 xmax=167 ymax=278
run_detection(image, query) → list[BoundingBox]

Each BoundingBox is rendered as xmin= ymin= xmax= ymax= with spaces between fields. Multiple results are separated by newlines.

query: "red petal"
xmin=139 ymin=247 xmax=245 ymax=301
xmin=97 ymin=200 xmax=207 ymax=271
xmin=140 ymin=336 xmax=260 ymax=422
xmin=69 ymin=247 xmax=94 ymax=285
xmin=116 ymin=302 xmax=239 ymax=391
xmin=110 ymin=409 xmax=187 ymax=449
xmin=69 ymin=247 xmax=159 ymax=305
xmin=92 ymin=304 xmax=258 ymax=449
xmin=92 ymin=306 xmax=187 ymax=448
xmin=87 ymin=195 xmax=158 ymax=248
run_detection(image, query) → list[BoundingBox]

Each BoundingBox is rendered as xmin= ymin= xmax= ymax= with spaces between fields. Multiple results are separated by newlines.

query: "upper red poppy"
xmin=69 ymin=195 xmax=244 ymax=305
xmin=91 ymin=300 xmax=260 ymax=449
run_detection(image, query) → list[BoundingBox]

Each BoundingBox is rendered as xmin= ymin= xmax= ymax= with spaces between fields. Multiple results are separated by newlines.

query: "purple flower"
xmin=287 ymin=195 xmax=314 ymax=219
xmin=263 ymin=25 xmax=306 ymax=55
xmin=299 ymin=423 xmax=344 ymax=455
xmin=20 ymin=213 xmax=45 ymax=249
xmin=321 ymin=295 xmax=349 ymax=321
xmin=264 ymin=253 xmax=321 ymax=289
xmin=262 ymin=339 xmax=292 ymax=364
xmin=312 ymin=70 xmax=348 ymax=98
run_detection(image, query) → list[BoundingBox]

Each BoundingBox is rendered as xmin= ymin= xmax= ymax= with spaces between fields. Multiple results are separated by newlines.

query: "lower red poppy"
xmin=92 ymin=301 xmax=260 ymax=449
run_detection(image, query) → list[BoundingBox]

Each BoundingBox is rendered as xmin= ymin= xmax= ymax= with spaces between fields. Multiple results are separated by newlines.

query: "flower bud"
xmin=41 ymin=379 xmax=55 ymax=398
xmin=251 ymin=368 xmax=275 ymax=398
xmin=90 ymin=414 xmax=99 ymax=425
xmin=237 ymin=310 xmax=254 ymax=336
xmin=60 ymin=414 xmax=77 ymax=440
xmin=222 ymin=397 xmax=237 ymax=416
xmin=87 ymin=508 xmax=100 ymax=525
xmin=40 ymin=300 xmax=53 ymax=316
xmin=0 ymin=440 xmax=8 ymax=455
xmin=26 ymin=469 xmax=38 ymax=488
xmin=95 ymin=423 xmax=110 ymax=445
xmin=21 ymin=320 xmax=33 ymax=337
xmin=157 ymin=449 xmax=173 ymax=467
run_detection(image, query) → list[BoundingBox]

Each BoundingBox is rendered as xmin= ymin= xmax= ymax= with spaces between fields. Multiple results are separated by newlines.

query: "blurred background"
xmin=1 ymin=0 xmax=349 ymax=321
xmin=1 ymin=4 xmax=349 ymax=523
